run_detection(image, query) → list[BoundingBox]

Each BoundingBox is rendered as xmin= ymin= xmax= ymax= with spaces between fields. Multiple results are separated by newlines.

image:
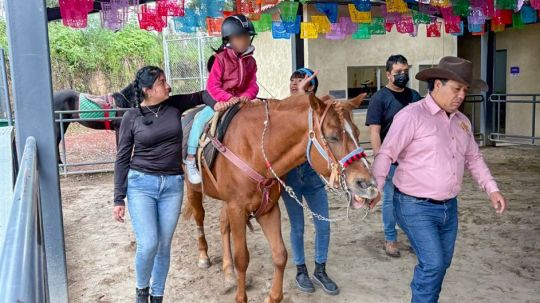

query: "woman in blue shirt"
xmin=282 ymin=68 xmax=339 ymax=296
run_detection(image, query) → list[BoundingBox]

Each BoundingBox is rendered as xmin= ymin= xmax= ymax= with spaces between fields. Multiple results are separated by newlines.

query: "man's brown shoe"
xmin=384 ymin=241 xmax=401 ymax=258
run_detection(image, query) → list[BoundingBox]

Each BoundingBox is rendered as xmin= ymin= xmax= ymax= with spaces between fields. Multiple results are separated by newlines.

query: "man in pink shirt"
xmin=372 ymin=56 xmax=507 ymax=303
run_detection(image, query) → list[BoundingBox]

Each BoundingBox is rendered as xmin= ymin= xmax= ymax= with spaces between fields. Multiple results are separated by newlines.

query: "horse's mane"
xmin=239 ymin=98 xmax=285 ymax=108
xmin=241 ymin=94 xmax=348 ymax=126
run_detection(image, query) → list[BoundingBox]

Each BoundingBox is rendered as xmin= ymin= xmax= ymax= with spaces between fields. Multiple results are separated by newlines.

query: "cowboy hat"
xmin=416 ymin=56 xmax=489 ymax=91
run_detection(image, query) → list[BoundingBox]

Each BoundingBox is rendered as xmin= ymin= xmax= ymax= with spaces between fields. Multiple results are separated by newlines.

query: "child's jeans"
xmin=187 ymin=106 xmax=215 ymax=155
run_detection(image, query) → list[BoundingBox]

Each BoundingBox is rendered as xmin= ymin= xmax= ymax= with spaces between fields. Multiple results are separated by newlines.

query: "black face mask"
xmin=393 ymin=73 xmax=409 ymax=88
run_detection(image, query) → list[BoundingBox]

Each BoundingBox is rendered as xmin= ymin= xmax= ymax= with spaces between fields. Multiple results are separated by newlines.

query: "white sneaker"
xmin=184 ymin=158 xmax=202 ymax=184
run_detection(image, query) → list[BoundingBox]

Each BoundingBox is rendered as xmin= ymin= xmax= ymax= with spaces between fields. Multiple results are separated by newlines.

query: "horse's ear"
xmin=308 ymin=93 xmax=323 ymax=113
xmin=344 ymin=93 xmax=366 ymax=110
xmin=320 ymin=95 xmax=335 ymax=102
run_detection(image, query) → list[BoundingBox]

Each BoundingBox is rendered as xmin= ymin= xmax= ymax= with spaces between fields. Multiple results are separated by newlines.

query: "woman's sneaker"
xmin=135 ymin=287 xmax=149 ymax=303
xmin=295 ymin=264 xmax=315 ymax=293
xmin=184 ymin=158 xmax=202 ymax=184
xmin=312 ymin=262 xmax=339 ymax=295
xmin=150 ymin=296 xmax=163 ymax=303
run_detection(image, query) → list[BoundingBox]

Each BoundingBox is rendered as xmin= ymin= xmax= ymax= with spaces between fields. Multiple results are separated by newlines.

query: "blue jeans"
xmin=393 ymin=190 xmax=458 ymax=303
xmin=127 ymin=169 xmax=184 ymax=296
xmin=383 ymin=164 xmax=398 ymax=241
xmin=187 ymin=106 xmax=215 ymax=155
xmin=281 ymin=162 xmax=330 ymax=265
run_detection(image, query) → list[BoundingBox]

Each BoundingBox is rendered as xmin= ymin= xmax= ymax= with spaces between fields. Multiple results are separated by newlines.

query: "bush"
xmin=0 ymin=14 xmax=164 ymax=94
xmin=47 ymin=14 xmax=163 ymax=93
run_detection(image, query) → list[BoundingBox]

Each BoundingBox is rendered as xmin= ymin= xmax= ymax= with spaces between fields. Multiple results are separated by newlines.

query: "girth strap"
xmin=208 ymin=134 xmax=277 ymax=219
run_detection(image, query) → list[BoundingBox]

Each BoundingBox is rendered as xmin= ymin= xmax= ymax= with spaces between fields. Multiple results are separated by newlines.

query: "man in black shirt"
xmin=366 ymin=55 xmax=422 ymax=257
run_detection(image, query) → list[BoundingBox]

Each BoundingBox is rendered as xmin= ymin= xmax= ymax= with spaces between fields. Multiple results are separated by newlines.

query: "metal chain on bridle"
xmin=259 ymin=99 xmax=371 ymax=222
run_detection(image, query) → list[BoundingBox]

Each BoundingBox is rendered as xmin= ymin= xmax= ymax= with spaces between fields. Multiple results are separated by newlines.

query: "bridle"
xmin=306 ymin=100 xmax=370 ymax=190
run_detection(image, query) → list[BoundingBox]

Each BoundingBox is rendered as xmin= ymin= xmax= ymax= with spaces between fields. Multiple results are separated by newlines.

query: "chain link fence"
xmin=0 ymin=49 xmax=12 ymax=125
xmin=163 ymin=31 xmax=221 ymax=94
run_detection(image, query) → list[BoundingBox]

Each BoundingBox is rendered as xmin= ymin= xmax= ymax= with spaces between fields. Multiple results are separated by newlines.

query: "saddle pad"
xmin=79 ymin=94 xmax=116 ymax=120
xmin=181 ymin=105 xmax=205 ymax=161
xmin=181 ymin=102 xmax=243 ymax=170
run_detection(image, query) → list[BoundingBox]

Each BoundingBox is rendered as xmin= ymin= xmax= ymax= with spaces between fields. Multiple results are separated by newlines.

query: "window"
xmin=347 ymin=66 xmax=385 ymax=109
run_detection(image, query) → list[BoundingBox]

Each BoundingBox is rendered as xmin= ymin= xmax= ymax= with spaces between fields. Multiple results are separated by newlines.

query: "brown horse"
xmin=182 ymin=93 xmax=378 ymax=303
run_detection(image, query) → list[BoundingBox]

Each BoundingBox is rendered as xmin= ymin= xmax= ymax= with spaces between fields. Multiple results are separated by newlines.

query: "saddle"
xmin=78 ymin=94 xmax=116 ymax=129
xmin=181 ymin=102 xmax=242 ymax=170
xmin=182 ymin=101 xmax=279 ymax=221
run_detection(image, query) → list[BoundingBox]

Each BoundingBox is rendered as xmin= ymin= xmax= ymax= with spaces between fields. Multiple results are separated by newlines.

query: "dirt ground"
xmin=60 ymin=145 xmax=540 ymax=303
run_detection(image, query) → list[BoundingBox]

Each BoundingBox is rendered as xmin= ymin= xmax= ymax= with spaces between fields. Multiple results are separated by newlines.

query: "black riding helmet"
xmin=221 ymin=14 xmax=256 ymax=43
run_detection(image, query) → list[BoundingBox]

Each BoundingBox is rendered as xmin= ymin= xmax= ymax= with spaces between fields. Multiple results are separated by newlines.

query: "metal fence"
xmin=163 ymin=32 xmax=221 ymax=94
xmin=55 ymin=108 xmax=129 ymax=175
xmin=463 ymin=94 xmax=486 ymax=145
xmin=489 ymin=93 xmax=540 ymax=145
xmin=0 ymin=136 xmax=59 ymax=302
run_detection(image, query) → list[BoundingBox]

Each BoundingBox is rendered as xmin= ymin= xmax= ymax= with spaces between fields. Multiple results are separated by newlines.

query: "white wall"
xmin=252 ymin=31 xmax=293 ymax=99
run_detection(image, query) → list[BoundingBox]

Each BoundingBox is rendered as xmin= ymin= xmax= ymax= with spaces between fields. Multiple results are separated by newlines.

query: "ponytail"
xmin=212 ymin=43 xmax=227 ymax=54
xmin=132 ymin=66 xmax=164 ymax=126
xmin=207 ymin=43 xmax=227 ymax=72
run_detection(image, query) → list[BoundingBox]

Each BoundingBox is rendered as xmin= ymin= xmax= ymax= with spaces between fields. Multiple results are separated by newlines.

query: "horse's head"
xmin=306 ymin=93 xmax=378 ymax=208
xmin=113 ymin=82 xmax=137 ymax=108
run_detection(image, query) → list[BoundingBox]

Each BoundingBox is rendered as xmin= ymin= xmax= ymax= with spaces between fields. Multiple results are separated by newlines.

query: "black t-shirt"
xmin=113 ymin=91 xmax=216 ymax=206
xmin=365 ymin=87 xmax=422 ymax=141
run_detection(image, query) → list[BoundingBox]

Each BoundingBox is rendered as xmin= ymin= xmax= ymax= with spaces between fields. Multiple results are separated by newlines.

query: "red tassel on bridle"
xmin=342 ymin=151 xmax=367 ymax=168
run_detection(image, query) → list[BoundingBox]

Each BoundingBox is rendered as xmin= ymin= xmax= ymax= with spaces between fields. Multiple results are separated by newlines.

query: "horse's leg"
xmin=257 ymin=204 xmax=287 ymax=303
xmin=220 ymin=206 xmax=236 ymax=287
xmin=227 ymin=203 xmax=249 ymax=303
xmin=114 ymin=127 xmax=120 ymax=148
xmin=186 ymin=187 xmax=211 ymax=268
xmin=56 ymin=121 xmax=70 ymax=164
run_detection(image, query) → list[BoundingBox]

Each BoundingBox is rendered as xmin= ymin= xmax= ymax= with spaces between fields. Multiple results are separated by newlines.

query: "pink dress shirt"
xmin=372 ymin=94 xmax=499 ymax=201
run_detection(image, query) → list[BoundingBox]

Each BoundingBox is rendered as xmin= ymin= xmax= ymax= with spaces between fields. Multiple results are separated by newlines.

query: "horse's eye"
xmin=325 ymin=135 xmax=339 ymax=143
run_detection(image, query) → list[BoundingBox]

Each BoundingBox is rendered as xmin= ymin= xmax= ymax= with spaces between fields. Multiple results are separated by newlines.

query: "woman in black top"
xmin=113 ymin=66 xmax=216 ymax=303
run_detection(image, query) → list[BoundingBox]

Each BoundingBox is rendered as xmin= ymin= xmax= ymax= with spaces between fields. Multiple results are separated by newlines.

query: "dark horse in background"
xmin=52 ymin=83 xmax=136 ymax=162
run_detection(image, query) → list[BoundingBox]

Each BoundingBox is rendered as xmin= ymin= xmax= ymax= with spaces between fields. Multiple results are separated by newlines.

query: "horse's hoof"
xmin=220 ymin=274 xmax=237 ymax=295
xmin=264 ymin=296 xmax=283 ymax=303
xmin=225 ymin=272 xmax=236 ymax=287
xmin=198 ymin=258 xmax=211 ymax=269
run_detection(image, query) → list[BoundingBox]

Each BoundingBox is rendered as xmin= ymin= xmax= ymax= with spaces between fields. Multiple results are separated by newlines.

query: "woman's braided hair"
xmin=132 ymin=66 xmax=164 ymax=125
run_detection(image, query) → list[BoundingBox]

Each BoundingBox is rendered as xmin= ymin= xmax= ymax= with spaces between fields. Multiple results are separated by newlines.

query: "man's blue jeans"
xmin=127 ymin=169 xmax=184 ymax=296
xmin=383 ymin=163 xmax=398 ymax=241
xmin=393 ymin=190 xmax=458 ymax=303
xmin=281 ymin=162 xmax=330 ymax=265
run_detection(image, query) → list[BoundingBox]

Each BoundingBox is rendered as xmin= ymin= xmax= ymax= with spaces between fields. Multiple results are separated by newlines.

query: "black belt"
xmin=395 ymin=187 xmax=454 ymax=205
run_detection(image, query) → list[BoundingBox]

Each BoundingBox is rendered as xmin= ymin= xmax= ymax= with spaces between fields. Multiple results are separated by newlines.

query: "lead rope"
xmin=260 ymin=100 xmax=360 ymax=223
xmin=257 ymin=80 xmax=276 ymax=99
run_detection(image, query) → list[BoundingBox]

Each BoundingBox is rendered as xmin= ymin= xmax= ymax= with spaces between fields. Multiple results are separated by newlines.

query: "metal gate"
xmin=489 ymin=93 xmax=540 ymax=146
xmin=163 ymin=31 xmax=221 ymax=94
